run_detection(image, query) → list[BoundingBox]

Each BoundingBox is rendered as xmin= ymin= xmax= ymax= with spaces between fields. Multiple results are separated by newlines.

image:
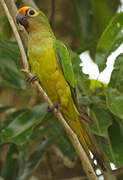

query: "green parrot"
xmin=16 ymin=6 xmax=105 ymax=169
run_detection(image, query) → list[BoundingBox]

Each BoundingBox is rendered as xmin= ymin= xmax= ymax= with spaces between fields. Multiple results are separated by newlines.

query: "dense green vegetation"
xmin=0 ymin=0 xmax=123 ymax=179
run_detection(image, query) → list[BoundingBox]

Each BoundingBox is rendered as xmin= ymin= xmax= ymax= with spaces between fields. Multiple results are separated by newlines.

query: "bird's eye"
xmin=27 ymin=8 xmax=39 ymax=17
xmin=27 ymin=9 xmax=35 ymax=16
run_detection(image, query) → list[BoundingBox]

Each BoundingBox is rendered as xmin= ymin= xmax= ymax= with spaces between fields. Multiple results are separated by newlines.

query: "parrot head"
xmin=16 ymin=6 xmax=49 ymax=32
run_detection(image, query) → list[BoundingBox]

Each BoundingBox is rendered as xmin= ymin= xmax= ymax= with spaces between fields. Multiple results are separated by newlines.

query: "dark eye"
xmin=28 ymin=10 xmax=35 ymax=16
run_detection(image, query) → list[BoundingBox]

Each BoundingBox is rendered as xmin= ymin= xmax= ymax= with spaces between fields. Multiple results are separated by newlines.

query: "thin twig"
xmin=0 ymin=1 xmax=98 ymax=180
xmin=50 ymin=0 xmax=55 ymax=26
xmin=46 ymin=152 xmax=56 ymax=180
xmin=52 ymin=145 xmax=77 ymax=168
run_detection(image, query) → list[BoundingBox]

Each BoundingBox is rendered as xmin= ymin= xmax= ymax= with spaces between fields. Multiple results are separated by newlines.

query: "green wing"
xmin=55 ymin=40 xmax=76 ymax=88
xmin=55 ymin=40 xmax=93 ymax=123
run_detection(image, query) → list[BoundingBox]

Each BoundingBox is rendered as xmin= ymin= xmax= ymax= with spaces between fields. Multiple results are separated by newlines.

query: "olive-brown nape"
xmin=17 ymin=6 xmax=30 ymax=15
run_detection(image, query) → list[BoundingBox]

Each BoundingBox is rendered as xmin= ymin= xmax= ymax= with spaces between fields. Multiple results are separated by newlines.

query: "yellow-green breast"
xmin=28 ymin=35 xmax=72 ymax=108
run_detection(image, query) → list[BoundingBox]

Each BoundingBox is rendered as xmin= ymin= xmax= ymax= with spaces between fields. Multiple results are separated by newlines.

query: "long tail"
xmin=62 ymin=105 xmax=106 ymax=171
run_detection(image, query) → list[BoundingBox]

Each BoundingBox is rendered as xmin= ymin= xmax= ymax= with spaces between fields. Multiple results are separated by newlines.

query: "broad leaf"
xmin=98 ymin=119 xmax=123 ymax=167
xmin=108 ymin=119 xmax=123 ymax=167
xmin=0 ymin=104 xmax=48 ymax=145
xmin=0 ymin=109 xmax=28 ymax=131
xmin=72 ymin=0 xmax=93 ymax=42
xmin=90 ymin=0 xmax=120 ymax=57
xmin=91 ymin=0 xmax=118 ymax=36
xmin=0 ymin=67 xmax=26 ymax=90
xmin=109 ymin=54 xmax=123 ymax=92
xmin=0 ymin=37 xmax=26 ymax=90
xmin=96 ymin=13 xmax=123 ymax=72
xmin=88 ymin=105 xmax=112 ymax=137
xmin=105 ymin=88 xmax=123 ymax=122
xmin=70 ymin=51 xmax=90 ymax=94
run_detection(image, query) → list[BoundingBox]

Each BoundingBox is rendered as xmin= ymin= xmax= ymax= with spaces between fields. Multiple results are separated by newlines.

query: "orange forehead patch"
xmin=17 ymin=6 xmax=30 ymax=15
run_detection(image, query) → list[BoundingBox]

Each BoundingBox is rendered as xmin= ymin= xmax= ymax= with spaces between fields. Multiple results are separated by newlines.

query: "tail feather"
xmin=62 ymin=106 xmax=106 ymax=171
xmin=77 ymin=118 xmax=106 ymax=171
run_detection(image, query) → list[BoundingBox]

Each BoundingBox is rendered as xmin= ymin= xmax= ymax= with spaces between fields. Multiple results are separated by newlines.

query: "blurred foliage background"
xmin=0 ymin=0 xmax=123 ymax=180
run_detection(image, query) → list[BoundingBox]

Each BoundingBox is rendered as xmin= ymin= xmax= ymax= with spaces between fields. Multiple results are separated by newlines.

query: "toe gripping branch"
xmin=21 ymin=69 xmax=38 ymax=83
xmin=48 ymin=104 xmax=62 ymax=112
xmin=26 ymin=75 xmax=38 ymax=83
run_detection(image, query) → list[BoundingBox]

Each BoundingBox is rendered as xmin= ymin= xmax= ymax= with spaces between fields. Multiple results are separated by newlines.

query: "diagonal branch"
xmin=0 ymin=1 xmax=98 ymax=180
xmin=5 ymin=0 xmax=28 ymax=46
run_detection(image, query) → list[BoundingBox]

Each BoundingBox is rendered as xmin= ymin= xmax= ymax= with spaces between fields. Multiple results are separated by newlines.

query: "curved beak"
xmin=16 ymin=13 xmax=28 ymax=29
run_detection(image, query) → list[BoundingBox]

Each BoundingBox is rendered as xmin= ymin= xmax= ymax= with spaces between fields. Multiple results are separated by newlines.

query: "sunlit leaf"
xmin=96 ymin=13 xmax=123 ymax=72
xmin=90 ymin=79 xmax=107 ymax=89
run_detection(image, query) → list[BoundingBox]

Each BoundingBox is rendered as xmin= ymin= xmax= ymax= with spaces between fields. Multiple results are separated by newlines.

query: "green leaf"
xmin=90 ymin=79 xmax=107 ymax=89
xmin=105 ymin=88 xmax=123 ymax=122
xmin=0 ymin=37 xmax=26 ymax=90
xmin=0 ymin=109 xmax=28 ymax=131
xmin=43 ymin=114 xmax=65 ymax=140
xmin=70 ymin=51 xmax=90 ymax=94
xmin=108 ymin=119 xmax=123 ymax=167
xmin=98 ymin=119 xmax=123 ymax=167
xmin=0 ymin=67 xmax=26 ymax=90
xmin=56 ymin=134 xmax=76 ymax=161
xmin=79 ymin=96 xmax=91 ymax=105
xmin=71 ymin=0 xmax=120 ymax=54
xmin=88 ymin=105 xmax=112 ymax=137
xmin=0 ymin=104 xmax=48 ymax=145
xmin=0 ymin=37 xmax=21 ymax=60
xmin=1 ymin=18 xmax=12 ymax=39
xmin=72 ymin=0 xmax=93 ymax=42
xmin=109 ymin=54 xmax=123 ymax=92
xmin=17 ymin=137 xmax=56 ymax=180
xmin=91 ymin=0 xmax=118 ymax=36
xmin=95 ymin=13 xmax=123 ymax=72
xmin=42 ymin=113 xmax=76 ymax=160
xmin=2 ymin=144 xmax=19 ymax=180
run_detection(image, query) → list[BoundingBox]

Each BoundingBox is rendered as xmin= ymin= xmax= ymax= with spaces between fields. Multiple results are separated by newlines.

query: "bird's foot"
xmin=48 ymin=104 xmax=62 ymax=112
xmin=26 ymin=75 xmax=38 ymax=83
